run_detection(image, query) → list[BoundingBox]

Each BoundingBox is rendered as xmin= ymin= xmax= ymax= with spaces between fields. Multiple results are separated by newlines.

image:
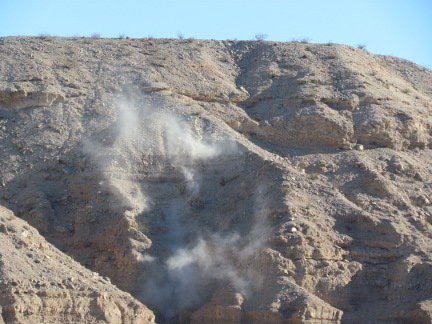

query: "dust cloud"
xmin=85 ymin=95 xmax=267 ymax=320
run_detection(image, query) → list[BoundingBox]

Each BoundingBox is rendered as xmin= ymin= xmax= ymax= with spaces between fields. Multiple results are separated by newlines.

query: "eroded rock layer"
xmin=0 ymin=206 xmax=155 ymax=323
xmin=0 ymin=37 xmax=432 ymax=323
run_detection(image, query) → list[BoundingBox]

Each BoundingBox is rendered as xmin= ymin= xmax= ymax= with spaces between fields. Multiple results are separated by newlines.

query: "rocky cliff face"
xmin=0 ymin=206 xmax=155 ymax=323
xmin=0 ymin=36 xmax=432 ymax=323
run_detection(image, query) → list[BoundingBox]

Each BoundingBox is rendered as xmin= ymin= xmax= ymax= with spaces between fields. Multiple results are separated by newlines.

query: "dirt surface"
xmin=0 ymin=36 xmax=432 ymax=323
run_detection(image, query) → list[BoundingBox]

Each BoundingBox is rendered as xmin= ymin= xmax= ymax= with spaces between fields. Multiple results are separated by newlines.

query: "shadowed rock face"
xmin=0 ymin=36 xmax=432 ymax=323
xmin=0 ymin=206 xmax=155 ymax=324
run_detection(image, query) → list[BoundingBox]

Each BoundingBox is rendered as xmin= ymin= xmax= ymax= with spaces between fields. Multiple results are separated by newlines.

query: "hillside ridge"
xmin=0 ymin=37 xmax=431 ymax=323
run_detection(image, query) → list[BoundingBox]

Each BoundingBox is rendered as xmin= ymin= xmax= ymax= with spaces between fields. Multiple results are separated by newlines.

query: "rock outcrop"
xmin=0 ymin=206 xmax=155 ymax=323
xmin=0 ymin=36 xmax=432 ymax=323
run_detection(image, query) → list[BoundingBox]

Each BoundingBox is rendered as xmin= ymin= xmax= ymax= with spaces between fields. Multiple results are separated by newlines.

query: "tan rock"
xmin=0 ymin=206 xmax=155 ymax=323
xmin=0 ymin=37 xmax=431 ymax=323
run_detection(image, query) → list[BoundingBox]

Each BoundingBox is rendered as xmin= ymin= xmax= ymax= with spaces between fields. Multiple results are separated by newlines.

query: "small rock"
xmin=414 ymin=172 xmax=423 ymax=181
xmin=354 ymin=144 xmax=364 ymax=151
xmin=388 ymin=157 xmax=404 ymax=173
xmin=0 ymin=224 xmax=7 ymax=233
xmin=414 ymin=195 xmax=430 ymax=206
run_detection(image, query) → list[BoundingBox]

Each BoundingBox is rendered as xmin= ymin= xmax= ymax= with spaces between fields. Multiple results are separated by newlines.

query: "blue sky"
xmin=0 ymin=0 xmax=431 ymax=68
